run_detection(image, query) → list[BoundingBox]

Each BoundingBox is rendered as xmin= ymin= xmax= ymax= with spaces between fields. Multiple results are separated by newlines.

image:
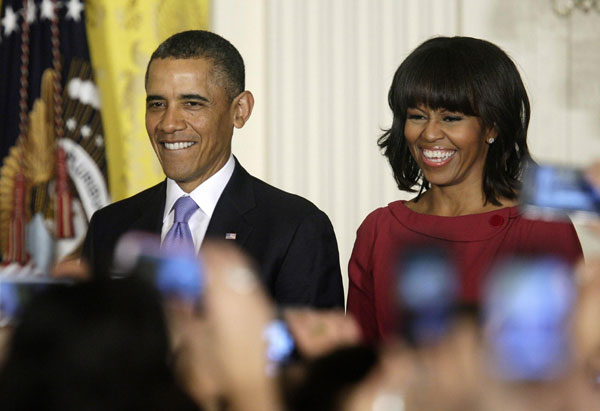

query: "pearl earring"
xmin=488 ymin=137 xmax=495 ymax=144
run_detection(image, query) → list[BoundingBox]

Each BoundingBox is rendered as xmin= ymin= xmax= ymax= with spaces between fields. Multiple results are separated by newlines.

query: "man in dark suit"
xmin=81 ymin=30 xmax=344 ymax=308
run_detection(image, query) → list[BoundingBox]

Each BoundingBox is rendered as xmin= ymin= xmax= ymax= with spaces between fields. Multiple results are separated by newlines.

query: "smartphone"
xmin=520 ymin=161 xmax=600 ymax=223
xmin=113 ymin=232 xmax=204 ymax=307
xmin=483 ymin=256 xmax=575 ymax=381
xmin=394 ymin=245 xmax=459 ymax=345
xmin=264 ymin=318 xmax=297 ymax=374
xmin=0 ymin=277 xmax=72 ymax=326
xmin=135 ymin=254 xmax=204 ymax=306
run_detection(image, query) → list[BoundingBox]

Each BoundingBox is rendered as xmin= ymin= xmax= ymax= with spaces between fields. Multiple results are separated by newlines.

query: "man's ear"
xmin=232 ymin=91 xmax=254 ymax=129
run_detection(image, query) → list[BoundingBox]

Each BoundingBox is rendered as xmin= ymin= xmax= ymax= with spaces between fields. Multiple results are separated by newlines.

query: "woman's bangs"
xmin=403 ymin=54 xmax=478 ymax=116
xmin=405 ymin=78 xmax=477 ymax=115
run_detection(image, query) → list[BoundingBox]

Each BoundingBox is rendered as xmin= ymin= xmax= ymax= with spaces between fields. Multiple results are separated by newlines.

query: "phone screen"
xmin=264 ymin=319 xmax=296 ymax=363
xmin=483 ymin=256 xmax=575 ymax=381
xmin=263 ymin=318 xmax=297 ymax=376
xmin=520 ymin=162 xmax=600 ymax=222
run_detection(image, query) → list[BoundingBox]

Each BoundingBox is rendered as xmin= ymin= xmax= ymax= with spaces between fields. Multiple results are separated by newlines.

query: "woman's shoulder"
xmin=509 ymin=212 xmax=579 ymax=233
xmin=509 ymin=213 xmax=580 ymax=240
xmin=358 ymin=200 xmax=408 ymax=228
xmin=506 ymin=214 xmax=583 ymax=263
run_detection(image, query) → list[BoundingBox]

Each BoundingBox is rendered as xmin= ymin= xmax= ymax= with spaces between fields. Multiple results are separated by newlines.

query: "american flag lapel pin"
xmin=225 ymin=233 xmax=237 ymax=240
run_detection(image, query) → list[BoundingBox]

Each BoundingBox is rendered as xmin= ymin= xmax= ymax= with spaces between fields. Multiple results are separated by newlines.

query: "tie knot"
xmin=173 ymin=196 xmax=199 ymax=223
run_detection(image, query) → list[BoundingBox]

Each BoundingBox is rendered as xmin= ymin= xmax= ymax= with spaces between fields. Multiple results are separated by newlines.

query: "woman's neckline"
xmin=402 ymin=196 xmax=519 ymax=217
xmin=389 ymin=200 xmax=520 ymax=241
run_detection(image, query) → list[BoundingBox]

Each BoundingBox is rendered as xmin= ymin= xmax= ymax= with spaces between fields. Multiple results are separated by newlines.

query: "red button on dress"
xmin=489 ymin=215 xmax=504 ymax=227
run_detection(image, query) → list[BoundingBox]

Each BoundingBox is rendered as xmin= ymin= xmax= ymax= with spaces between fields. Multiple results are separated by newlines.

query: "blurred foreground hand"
xmin=284 ymin=309 xmax=361 ymax=359
xmin=169 ymin=241 xmax=282 ymax=411
xmin=50 ymin=257 xmax=90 ymax=280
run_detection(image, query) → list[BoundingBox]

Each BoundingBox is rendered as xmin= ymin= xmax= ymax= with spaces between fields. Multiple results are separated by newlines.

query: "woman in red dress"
xmin=347 ymin=36 xmax=583 ymax=343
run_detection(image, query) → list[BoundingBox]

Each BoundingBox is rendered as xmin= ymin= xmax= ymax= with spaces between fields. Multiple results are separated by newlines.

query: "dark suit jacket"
xmin=81 ymin=159 xmax=344 ymax=308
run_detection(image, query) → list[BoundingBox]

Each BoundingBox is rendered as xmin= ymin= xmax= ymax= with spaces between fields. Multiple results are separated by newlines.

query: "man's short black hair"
xmin=145 ymin=30 xmax=245 ymax=101
xmin=378 ymin=36 xmax=531 ymax=205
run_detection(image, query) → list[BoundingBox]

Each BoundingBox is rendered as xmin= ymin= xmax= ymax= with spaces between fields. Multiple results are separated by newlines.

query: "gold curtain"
xmin=85 ymin=0 xmax=210 ymax=201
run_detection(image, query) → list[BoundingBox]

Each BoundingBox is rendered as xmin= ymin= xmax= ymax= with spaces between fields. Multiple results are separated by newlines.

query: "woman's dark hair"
xmin=284 ymin=345 xmax=378 ymax=411
xmin=378 ymin=36 xmax=531 ymax=205
xmin=0 ymin=279 xmax=200 ymax=411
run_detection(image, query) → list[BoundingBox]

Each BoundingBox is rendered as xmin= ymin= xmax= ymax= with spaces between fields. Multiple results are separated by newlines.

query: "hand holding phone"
xmin=394 ymin=245 xmax=459 ymax=345
xmin=113 ymin=232 xmax=204 ymax=308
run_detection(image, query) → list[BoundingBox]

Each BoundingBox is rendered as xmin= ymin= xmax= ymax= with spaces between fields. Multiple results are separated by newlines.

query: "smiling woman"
xmin=403 ymin=106 xmax=490 ymax=196
xmin=346 ymin=36 xmax=584 ymax=343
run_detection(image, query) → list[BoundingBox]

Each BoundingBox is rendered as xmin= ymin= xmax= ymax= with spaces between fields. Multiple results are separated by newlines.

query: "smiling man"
xmin=82 ymin=31 xmax=344 ymax=308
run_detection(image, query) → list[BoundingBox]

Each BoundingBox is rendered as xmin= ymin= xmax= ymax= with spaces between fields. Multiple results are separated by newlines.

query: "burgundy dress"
xmin=347 ymin=200 xmax=583 ymax=343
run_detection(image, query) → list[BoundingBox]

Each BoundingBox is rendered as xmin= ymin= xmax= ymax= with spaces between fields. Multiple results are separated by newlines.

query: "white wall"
xmin=213 ymin=0 xmax=600 ymax=294
xmin=212 ymin=0 xmax=269 ymax=179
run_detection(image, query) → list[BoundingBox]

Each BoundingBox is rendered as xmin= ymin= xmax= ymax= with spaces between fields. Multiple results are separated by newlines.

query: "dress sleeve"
xmin=520 ymin=218 xmax=584 ymax=265
xmin=347 ymin=210 xmax=380 ymax=343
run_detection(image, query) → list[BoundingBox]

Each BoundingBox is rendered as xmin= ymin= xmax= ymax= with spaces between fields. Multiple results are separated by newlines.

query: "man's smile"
xmin=162 ymin=141 xmax=196 ymax=150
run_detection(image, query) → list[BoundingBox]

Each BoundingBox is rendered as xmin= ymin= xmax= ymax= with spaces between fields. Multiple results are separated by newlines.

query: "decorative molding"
xmin=553 ymin=0 xmax=600 ymax=16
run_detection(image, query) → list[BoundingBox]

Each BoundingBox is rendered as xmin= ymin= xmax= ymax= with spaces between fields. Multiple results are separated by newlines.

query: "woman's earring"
xmin=488 ymin=137 xmax=495 ymax=144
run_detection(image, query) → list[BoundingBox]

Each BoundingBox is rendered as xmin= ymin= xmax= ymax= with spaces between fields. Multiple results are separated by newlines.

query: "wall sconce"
xmin=553 ymin=0 xmax=600 ymax=16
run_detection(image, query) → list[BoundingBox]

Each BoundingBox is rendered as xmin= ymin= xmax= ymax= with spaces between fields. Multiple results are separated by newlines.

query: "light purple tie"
xmin=162 ymin=196 xmax=199 ymax=253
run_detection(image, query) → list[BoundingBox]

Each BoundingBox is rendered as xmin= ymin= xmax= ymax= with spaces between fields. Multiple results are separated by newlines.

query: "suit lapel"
xmin=206 ymin=158 xmax=255 ymax=246
xmin=129 ymin=181 xmax=167 ymax=235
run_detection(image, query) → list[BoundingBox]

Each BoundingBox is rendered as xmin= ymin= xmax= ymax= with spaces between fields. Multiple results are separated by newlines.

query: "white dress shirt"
xmin=161 ymin=154 xmax=235 ymax=254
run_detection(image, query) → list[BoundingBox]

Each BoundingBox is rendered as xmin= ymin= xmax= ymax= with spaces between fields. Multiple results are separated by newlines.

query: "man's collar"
xmin=163 ymin=153 xmax=235 ymax=220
